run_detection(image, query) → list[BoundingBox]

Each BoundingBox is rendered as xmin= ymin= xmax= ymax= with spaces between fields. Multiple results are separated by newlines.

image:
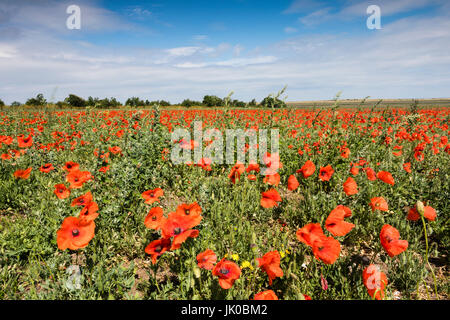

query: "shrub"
xmin=260 ymin=95 xmax=286 ymax=108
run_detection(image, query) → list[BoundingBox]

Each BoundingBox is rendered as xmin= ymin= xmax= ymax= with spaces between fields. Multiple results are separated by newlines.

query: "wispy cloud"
xmin=284 ymin=27 xmax=298 ymax=34
xmin=282 ymin=0 xmax=326 ymax=14
xmin=174 ymin=56 xmax=278 ymax=68
xmin=126 ymin=6 xmax=152 ymax=19
xmin=193 ymin=34 xmax=209 ymax=41
xmin=298 ymin=7 xmax=333 ymax=26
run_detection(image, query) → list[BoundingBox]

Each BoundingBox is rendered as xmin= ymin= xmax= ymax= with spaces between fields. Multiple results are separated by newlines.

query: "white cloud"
xmin=233 ymin=44 xmax=244 ymax=56
xmin=193 ymin=34 xmax=208 ymax=41
xmin=299 ymin=8 xmax=332 ymax=26
xmin=0 ymin=44 xmax=16 ymax=58
xmin=166 ymin=46 xmax=201 ymax=57
xmin=284 ymin=27 xmax=298 ymax=34
xmin=174 ymin=56 xmax=277 ymax=68
xmin=283 ymin=0 xmax=326 ymax=14
xmin=0 ymin=2 xmax=449 ymax=104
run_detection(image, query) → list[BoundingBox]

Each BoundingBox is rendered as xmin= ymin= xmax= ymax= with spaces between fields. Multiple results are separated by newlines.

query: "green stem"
xmin=420 ymin=214 xmax=439 ymax=299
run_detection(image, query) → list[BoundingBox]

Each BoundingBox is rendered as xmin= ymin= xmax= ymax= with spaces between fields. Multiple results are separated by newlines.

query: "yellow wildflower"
xmin=241 ymin=261 xmax=254 ymax=270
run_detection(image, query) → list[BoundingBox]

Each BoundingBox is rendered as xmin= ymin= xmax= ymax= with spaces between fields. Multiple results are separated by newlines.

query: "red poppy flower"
xmin=297 ymin=160 xmax=315 ymax=178
xmin=196 ymin=249 xmax=217 ymax=270
xmin=343 ymin=177 xmax=358 ymax=196
xmin=62 ymin=161 xmax=80 ymax=172
xmin=78 ymin=201 xmax=99 ymax=224
xmin=319 ymin=165 xmax=334 ymax=181
xmin=17 ymin=134 xmax=33 ymax=148
xmin=296 ymin=223 xmax=326 ymax=247
xmin=170 ymin=229 xmax=199 ymax=250
xmin=39 ymin=163 xmax=54 ymax=173
xmin=144 ymin=207 xmax=166 ymax=230
xmin=377 ymin=171 xmax=395 ymax=185
xmin=174 ymin=202 xmax=202 ymax=221
xmin=350 ymin=164 xmax=359 ymax=176
xmin=403 ymin=162 xmax=412 ymax=173
xmin=212 ymin=258 xmax=241 ymax=289
xmin=414 ymin=151 xmax=424 ymax=162
xmin=56 ymin=217 xmax=95 ymax=250
xmin=340 ymin=147 xmax=350 ymax=159
xmin=161 ymin=213 xmax=201 ymax=250
xmin=369 ymin=197 xmax=388 ymax=212
xmin=311 ymin=236 xmax=341 ymax=264
xmin=99 ymin=166 xmax=110 ymax=173
xmin=379 ymin=224 xmax=408 ymax=257
xmin=71 ymin=191 xmax=93 ymax=207
xmin=263 ymin=173 xmax=280 ymax=186
xmin=0 ymin=135 xmax=13 ymax=145
xmin=54 ymin=184 xmax=70 ymax=199
xmin=363 ymin=264 xmax=388 ymax=300
xmin=263 ymin=152 xmax=283 ymax=173
xmin=109 ymin=146 xmax=122 ymax=155
xmin=9 ymin=149 xmax=20 ymax=159
xmin=260 ymin=189 xmax=282 ymax=208
xmin=66 ymin=170 xmax=92 ymax=189
xmin=145 ymin=238 xmax=171 ymax=264
xmin=246 ymin=163 xmax=260 ymax=173
xmin=246 ymin=162 xmax=260 ymax=181
xmin=407 ymin=205 xmax=436 ymax=221
xmin=1 ymin=153 xmax=11 ymax=160
xmin=142 ymin=188 xmax=164 ymax=204
xmin=325 ymin=205 xmax=355 ymax=237
xmin=254 ymin=290 xmax=278 ymax=300
xmin=257 ymin=251 xmax=284 ymax=285
xmin=287 ymin=174 xmax=299 ymax=191
xmin=228 ymin=162 xmax=245 ymax=184
xmin=364 ymin=167 xmax=377 ymax=181
xmin=14 ymin=167 xmax=32 ymax=179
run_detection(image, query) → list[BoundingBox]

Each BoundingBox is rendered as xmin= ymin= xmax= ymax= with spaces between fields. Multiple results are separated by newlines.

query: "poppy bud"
xmin=416 ymin=201 xmax=425 ymax=216
xmin=193 ymin=266 xmax=201 ymax=278
xmin=320 ymin=274 xmax=328 ymax=290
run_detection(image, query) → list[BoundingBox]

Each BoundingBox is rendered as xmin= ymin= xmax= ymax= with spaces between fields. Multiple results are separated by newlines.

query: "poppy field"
xmin=0 ymin=105 xmax=448 ymax=300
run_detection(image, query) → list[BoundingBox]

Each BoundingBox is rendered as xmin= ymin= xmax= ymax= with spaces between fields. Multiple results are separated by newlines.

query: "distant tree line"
xmin=1 ymin=92 xmax=287 ymax=108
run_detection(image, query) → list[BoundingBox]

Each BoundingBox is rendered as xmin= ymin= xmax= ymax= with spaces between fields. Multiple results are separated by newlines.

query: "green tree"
xmin=181 ymin=99 xmax=201 ymax=108
xmin=125 ymin=97 xmax=144 ymax=107
xmin=97 ymin=97 xmax=121 ymax=109
xmin=0 ymin=99 xmax=4 ymax=107
xmin=202 ymin=95 xmax=223 ymax=107
xmin=248 ymin=99 xmax=257 ymax=107
xmin=231 ymin=99 xmax=246 ymax=108
xmin=10 ymin=101 xmax=22 ymax=107
xmin=65 ymin=94 xmax=86 ymax=107
xmin=26 ymin=93 xmax=47 ymax=106
xmin=87 ymin=96 xmax=99 ymax=107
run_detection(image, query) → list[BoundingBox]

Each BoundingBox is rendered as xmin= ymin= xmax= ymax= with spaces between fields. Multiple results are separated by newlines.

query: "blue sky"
xmin=1 ymin=0 xmax=449 ymax=104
